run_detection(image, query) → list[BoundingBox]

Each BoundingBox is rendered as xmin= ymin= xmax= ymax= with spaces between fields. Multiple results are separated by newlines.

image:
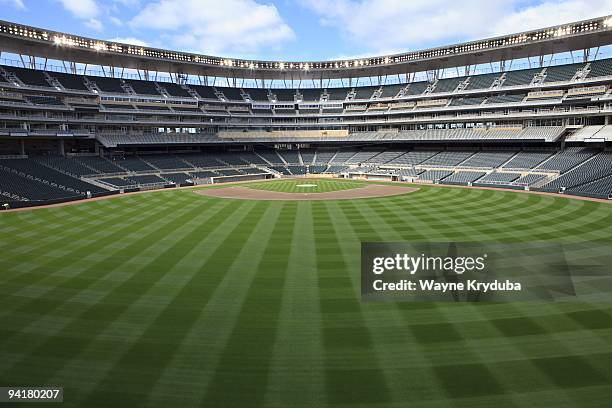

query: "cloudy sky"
xmin=1 ymin=0 xmax=611 ymax=61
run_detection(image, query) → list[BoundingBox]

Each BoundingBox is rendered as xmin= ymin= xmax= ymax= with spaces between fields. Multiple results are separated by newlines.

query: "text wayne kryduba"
xmin=371 ymin=253 xmax=522 ymax=292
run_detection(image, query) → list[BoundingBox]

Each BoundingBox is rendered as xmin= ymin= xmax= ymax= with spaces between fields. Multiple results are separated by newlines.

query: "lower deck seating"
xmin=443 ymin=172 xmax=486 ymax=183
xmin=418 ymin=170 xmax=453 ymax=181
xmin=1 ymin=147 xmax=611 ymax=204
xmin=475 ymin=172 xmax=521 ymax=184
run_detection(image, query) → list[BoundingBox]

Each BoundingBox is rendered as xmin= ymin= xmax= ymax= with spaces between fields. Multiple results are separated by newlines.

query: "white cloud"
xmin=493 ymin=1 xmax=612 ymax=35
xmin=109 ymin=37 xmax=148 ymax=47
xmin=58 ymin=0 xmax=99 ymax=19
xmin=300 ymin=0 xmax=612 ymax=54
xmin=113 ymin=0 xmax=140 ymax=7
xmin=84 ymin=18 xmax=103 ymax=31
xmin=129 ymin=0 xmax=295 ymax=56
xmin=1 ymin=0 xmax=25 ymax=9
xmin=109 ymin=16 xmax=123 ymax=26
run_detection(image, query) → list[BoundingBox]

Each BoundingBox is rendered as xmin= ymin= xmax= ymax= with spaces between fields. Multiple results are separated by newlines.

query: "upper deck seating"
xmin=244 ymin=88 xmax=269 ymax=101
xmin=189 ymin=84 xmax=219 ymax=99
xmin=51 ymin=71 xmax=89 ymax=91
xmin=297 ymin=88 xmax=322 ymax=102
xmin=161 ymin=82 xmax=193 ymax=98
xmin=464 ymin=73 xmax=500 ymax=90
xmin=403 ymin=81 xmax=428 ymax=95
xmin=352 ymin=86 xmax=378 ymax=100
xmin=586 ymin=58 xmax=612 ymax=78
xmin=5 ymin=66 xmax=51 ymax=87
xmin=124 ymin=79 xmax=162 ymax=96
xmin=433 ymin=77 xmax=463 ymax=93
xmin=379 ymin=84 xmax=405 ymax=98
xmin=89 ymin=76 xmax=126 ymax=93
xmin=216 ymin=87 xmax=244 ymax=101
xmin=325 ymin=87 xmax=350 ymax=101
xmin=502 ymin=151 xmax=554 ymax=169
xmin=272 ymin=89 xmax=296 ymax=102
xmin=502 ymin=68 xmax=542 ymax=87
xmin=543 ymin=63 xmax=584 ymax=83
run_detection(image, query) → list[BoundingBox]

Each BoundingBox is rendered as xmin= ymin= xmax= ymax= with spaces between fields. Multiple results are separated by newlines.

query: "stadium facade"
xmin=1 ymin=16 xmax=612 ymax=207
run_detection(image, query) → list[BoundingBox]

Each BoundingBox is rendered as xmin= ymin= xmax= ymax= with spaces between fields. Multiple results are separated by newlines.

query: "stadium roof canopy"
xmin=1 ymin=16 xmax=612 ymax=81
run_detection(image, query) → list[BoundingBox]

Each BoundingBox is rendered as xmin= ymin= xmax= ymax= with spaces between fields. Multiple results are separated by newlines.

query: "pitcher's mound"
xmin=196 ymin=184 xmax=418 ymax=201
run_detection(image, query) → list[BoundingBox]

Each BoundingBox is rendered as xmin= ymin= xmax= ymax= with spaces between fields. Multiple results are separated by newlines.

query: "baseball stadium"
xmin=0 ymin=3 xmax=612 ymax=407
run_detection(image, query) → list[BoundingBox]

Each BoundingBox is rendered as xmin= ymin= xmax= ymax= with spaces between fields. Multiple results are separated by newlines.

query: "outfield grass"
xmin=246 ymin=178 xmax=365 ymax=193
xmin=1 ymin=180 xmax=611 ymax=408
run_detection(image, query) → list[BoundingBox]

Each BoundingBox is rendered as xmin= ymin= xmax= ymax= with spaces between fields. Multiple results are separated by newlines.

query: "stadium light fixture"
xmin=93 ymin=42 xmax=106 ymax=52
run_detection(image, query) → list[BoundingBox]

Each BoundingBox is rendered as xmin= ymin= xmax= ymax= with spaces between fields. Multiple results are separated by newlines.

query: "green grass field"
xmin=246 ymin=178 xmax=365 ymax=193
xmin=1 ymin=179 xmax=611 ymax=408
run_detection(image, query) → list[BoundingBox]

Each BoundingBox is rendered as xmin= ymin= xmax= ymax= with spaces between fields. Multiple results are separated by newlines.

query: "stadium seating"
xmin=89 ymin=76 xmax=126 ymax=93
xmin=540 ymin=152 xmax=612 ymax=191
xmin=379 ymin=84 xmax=405 ymax=98
xmin=109 ymin=156 xmax=156 ymax=172
xmin=0 ymin=158 xmax=106 ymax=197
xmin=421 ymin=151 xmax=475 ymax=167
xmin=162 ymin=173 xmax=192 ymax=184
xmin=459 ymin=151 xmax=514 ymax=168
xmin=389 ymin=151 xmax=438 ymax=166
xmin=586 ymin=59 xmax=612 ymax=78
xmin=503 ymin=151 xmax=554 ymax=169
xmin=189 ymin=84 xmax=219 ymax=99
xmin=403 ymin=81 xmax=428 ymax=95
xmin=442 ymin=171 xmax=486 ymax=183
xmin=297 ymin=88 xmax=322 ymax=101
xmin=314 ymin=151 xmax=336 ymax=164
xmin=331 ymin=151 xmax=358 ymax=163
xmin=543 ymin=63 xmax=583 ymax=82
xmin=352 ymin=86 xmax=378 ymax=100
xmin=51 ymin=71 xmax=89 ymax=91
xmin=216 ymin=87 xmax=244 ymax=101
xmin=464 ymin=73 xmax=500 ymax=90
xmin=486 ymin=93 xmax=525 ymax=104
xmin=450 ymin=97 xmax=485 ymax=106
xmin=244 ymin=88 xmax=269 ymax=101
xmin=434 ymin=77 xmax=464 ymax=93
xmin=325 ymin=87 xmax=350 ymax=101
xmin=161 ymin=82 xmax=193 ymax=98
xmin=535 ymin=147 xmax=599 ymax=173
xmin=256 ymin=150 xmax=285 ymax=164
xmin=418 ymin=170 xmax=453 ymax=181
xmin=569 ymin=174 xmax=612 ymax=198
xmin=513 ymin=173 xmax=547 ymax=186
xmin=5 ymin=66 xmax=52 ymax=87
xmin=475 ymin=172 xmax=521 ymax=184
xmin=2 ymin=54 xmax=612 ymax=204
xmin=502 ymin=68 xmax=542 ymax=87
xmin=124 ymin=79 xmax=162 ymax=96
xmin=271 ymin=89 xmax=297 ymax=102
xmin=32 ymin=155 xmax=98 ymax=177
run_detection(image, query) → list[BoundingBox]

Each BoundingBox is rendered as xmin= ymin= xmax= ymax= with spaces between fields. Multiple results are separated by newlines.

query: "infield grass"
xmin=246 ymin=178 xmax=365 ymax=193
xmin=0 ymin=179 xmax=611 ymax=408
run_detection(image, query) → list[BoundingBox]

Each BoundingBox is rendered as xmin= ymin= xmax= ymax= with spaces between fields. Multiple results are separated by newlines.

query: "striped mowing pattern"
xmin=246 ymin=179 xmax=365 ymax=193
xmin=0 ymin=181 xmax=611 ymax=408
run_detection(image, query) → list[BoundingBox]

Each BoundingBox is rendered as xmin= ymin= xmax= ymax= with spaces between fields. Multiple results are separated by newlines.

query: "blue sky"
xmin=1 ymin=0 xmax=611 ymax=61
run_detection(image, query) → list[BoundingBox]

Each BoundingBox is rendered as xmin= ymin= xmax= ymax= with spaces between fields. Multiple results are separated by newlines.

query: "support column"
xmin=59 ymin=139 xmax=65 ymax=156
xmin=20 ymin=139 xmax=25 ymax=156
